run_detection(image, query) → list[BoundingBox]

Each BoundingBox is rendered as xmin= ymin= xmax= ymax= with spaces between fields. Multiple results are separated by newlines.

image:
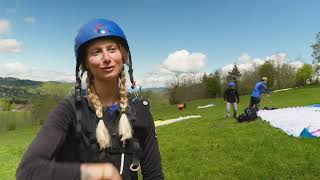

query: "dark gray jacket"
xmin=16 ymin=96 xmax=164 ymax=180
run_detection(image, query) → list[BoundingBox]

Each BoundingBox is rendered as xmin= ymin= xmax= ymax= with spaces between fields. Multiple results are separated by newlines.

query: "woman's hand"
xmin=80 ymin=163 xmax=122 ymax=180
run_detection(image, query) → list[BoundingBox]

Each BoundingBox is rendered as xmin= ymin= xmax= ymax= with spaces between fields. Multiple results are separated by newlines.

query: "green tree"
xmin=227 ymin=63 xmax=242 ymax=83
xmin=203 ymin=71 xmax=221 ymax=98
xmin=31 ymin=95 xmax=63 ymax=125
xmin=311 ymin=32 xmax=320 ymax=64
xmin=258 ymin=61 xmax=275 ymax=88
xmin=314 ymin=64 xmax=320 ymax=84
xmin=296 ymin=64 xmax=314 ymax=86
xmin=2 ymin=100 xmax=13 ymax=111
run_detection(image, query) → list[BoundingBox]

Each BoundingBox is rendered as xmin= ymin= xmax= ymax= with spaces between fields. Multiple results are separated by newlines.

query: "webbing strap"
xmin=75 ymin=88 xmax=82 ymax=138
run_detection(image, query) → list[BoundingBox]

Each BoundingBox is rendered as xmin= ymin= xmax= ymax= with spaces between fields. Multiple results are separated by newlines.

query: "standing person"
xmin=224 ymin=82 xmax=239 ymax=118
xmin=249 ymin=77 xmax=271 ymax=109
xmin=16 ymin=18 xmax=164 ymax=180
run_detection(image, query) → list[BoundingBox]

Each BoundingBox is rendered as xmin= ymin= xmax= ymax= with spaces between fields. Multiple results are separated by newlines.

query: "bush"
xmin=296 ymin=64 xmax=314 ymax=86
xmin=31 ymin=95 xmax=63 ymax=125
xmin=2 ymin=100 xmax=13 ymax=111
xmin=6 ymin=120 xmax=17 ymax=131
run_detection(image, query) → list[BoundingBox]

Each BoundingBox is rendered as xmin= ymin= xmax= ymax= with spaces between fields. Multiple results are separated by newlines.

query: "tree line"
xmin=166 ymin=32 xmax=320 ymax=104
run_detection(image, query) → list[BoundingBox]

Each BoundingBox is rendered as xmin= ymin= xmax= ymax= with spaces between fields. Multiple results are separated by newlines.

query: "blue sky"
xmin=0 ymin=0 xmax=319 ymax=87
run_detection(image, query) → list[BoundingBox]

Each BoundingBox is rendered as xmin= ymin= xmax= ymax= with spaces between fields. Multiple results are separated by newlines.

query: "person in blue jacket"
xmin=249 ymin=77 xmax=271 ymax=109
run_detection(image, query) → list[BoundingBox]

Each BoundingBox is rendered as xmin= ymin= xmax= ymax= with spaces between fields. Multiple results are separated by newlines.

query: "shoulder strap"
xmin=66 ymin=96 xmax=82 ymax=139
xmin=131 ymin=98 xmax=153 ymax=129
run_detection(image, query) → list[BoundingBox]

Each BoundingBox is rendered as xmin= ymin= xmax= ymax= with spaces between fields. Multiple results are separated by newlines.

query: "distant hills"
xmin=142 ymin=87 xmax=168 ymax=93
xmin=0 ymin=77 xmax=74 ymax=98
xmin=128 ymin=86 xmax=167 ymax=94
xmin=0 ymin=77 xmax=43 ymax=87
xmin=0 ymin=77 xmax=167 ymax=98
xmin=0 ymin=85 xmax=35 ymax=98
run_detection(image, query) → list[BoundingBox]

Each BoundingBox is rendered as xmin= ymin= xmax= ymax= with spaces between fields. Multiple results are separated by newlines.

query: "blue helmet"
xmin=228 ymin=82 xmax=236 ymax=87
xmin=74 ymin=18 xmax=135 ymax=88
xmin=74 ymin=18 xmax=129 ymax=61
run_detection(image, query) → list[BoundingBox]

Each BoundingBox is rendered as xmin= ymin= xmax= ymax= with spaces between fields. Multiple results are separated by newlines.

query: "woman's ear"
xmin=123 ymin=58 xmax=129 ymax=65
xmin=118 ymin=44 xmax=129 ymax=65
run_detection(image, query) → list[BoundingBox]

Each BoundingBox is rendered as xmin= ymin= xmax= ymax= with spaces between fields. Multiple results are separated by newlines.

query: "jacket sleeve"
xmin=223 ymin=89 xmax=227 ymax=101
xmin=258 ymin=83 xmax=267 ymax=95
xmin=133 ymin=100 xmax=164 ymax=180
xmin=16 ymin=100 xmax=81 ymax=180
xmin=235 ymin=90 xmax=240 ymax=103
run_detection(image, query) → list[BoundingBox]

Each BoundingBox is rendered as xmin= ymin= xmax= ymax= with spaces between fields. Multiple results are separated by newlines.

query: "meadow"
xmin=0 ymin=85 xmax=320 ymax=179
xmin=0 ymin=111 xmax=33 ymax=133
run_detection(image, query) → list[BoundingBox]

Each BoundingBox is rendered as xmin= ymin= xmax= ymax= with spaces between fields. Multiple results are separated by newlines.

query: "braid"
xmin=87 ymin=82 xmax=103 ymax=118
xmin=119 ymin=70 xmax=128 ymax=112
xmin=86 ymin=75 xmax=111 ymax=149
xmin=118 ymin=69 xmax=132 ymax=142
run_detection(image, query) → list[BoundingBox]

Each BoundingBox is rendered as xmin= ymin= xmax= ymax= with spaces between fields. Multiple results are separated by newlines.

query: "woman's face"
xmin=86 ymin=38 xmax=124 ymax=81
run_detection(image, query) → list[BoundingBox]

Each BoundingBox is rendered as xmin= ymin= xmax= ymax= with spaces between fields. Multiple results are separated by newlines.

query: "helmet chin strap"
xmin=127 ymin=51 xmax=135 ymax=89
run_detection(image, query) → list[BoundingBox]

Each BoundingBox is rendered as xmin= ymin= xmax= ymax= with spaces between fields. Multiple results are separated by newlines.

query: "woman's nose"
xmin=102 ymin=50 xmax=111 ymax=62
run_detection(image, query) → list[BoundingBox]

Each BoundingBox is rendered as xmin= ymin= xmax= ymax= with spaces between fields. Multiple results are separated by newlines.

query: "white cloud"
xmin=0 ymin=19 xmax=11 ymax=36
xmin=138 ymin=50 xmax=207 ymax=87
xmin=0 ymin=62 xmax=27 ymax=74
xmin=220 ymin=52 xmax=304 ymax=77
xmin=265 ymin=52 xmax=288 ymax=65
xmin=137 ymin=51 xmax=305 ymax=88
xmin=0 ymin=19 xmax=24 ymax=53
xmin=238 ymin=53 xmax=251 ymax=64
xmin=289 ymin=61 xmax=304 ymax=69
xmin=138 ymin=65 xmax=175 ymax=87
xmin=24 ymin=16 xmax=36 ymax=24
xmin=220 ymin=53 xmax=264 ymax=77
xmin=0 ymin=62 xmax=74 ymax=82
xmin=162 ymin=50 xmax=207 ymax=73
xmin=5 ymin=8 xmax=17 ymax=15
xmin=0 ymin=39 xmax=23 ymax=53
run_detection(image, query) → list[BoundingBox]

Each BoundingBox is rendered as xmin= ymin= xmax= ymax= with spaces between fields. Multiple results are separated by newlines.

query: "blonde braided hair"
xmin=118 ymin=69 xmax=132 ymax=142
xmin=85 ymin=60 xmax=132 ymax=149
xmin=86 ymin=75 xmax=111 ymax=149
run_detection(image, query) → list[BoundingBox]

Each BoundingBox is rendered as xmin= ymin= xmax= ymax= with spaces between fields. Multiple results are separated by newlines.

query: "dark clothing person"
xmin=224 ymin=89 xmax=239 ymax=103
xmin=224 ymin=88 xmax=240 ymax=118
xmin=249 ymin=96 xmax=261 ymax=109
xmin=16 ymin=97 xmax=164 ymax=180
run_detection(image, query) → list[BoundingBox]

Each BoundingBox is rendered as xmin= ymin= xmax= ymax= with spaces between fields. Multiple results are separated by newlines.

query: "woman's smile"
xmin=100 ymin=66 xmax=114 ymax=72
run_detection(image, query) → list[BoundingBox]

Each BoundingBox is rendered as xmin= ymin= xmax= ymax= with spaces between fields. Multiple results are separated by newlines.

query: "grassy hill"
xmin=0 ymin=85 xmax=36 ymax=99
xmin=0 ymin=77 xmax=74 ymax=98
xmin=26 ymin=81 xmax=74 ymax=97
xmin=0 ymin=85 xmax=320 ymax=179
xmin=0 ymin=77 xmax=42 ymax=88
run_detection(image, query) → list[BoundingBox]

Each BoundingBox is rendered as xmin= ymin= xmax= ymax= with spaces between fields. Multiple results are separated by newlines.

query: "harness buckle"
xmin=130 ymin=164 xmax=140 ymax=172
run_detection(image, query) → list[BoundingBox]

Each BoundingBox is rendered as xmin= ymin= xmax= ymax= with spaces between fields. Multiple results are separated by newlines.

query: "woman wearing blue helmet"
xmin=223 ymin=82 xmax=240 ymax=118
xmin=16 ymin=19 xmax=164 ymax=180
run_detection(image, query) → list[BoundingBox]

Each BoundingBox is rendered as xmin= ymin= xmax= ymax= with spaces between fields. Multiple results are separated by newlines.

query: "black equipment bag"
xmin=237 ymin=106 xmax=258 ymax=123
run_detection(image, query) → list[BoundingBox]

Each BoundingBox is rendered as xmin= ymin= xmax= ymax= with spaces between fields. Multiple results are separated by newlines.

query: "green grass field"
xmin=0 ymin=111 xmax=33 ymax=133
xmin=1 ymin=85 xmax=320 ymax=179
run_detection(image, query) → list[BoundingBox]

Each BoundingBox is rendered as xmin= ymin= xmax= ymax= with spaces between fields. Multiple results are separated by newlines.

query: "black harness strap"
xmin=66 ymin=94 xmax=142 ymax=175
xmin=131 ymin=139 xmax=141 ymax=171
xmin=67 ymin=98 xmax=82 ymax=139
xmin=75 ymin=88 xmax=82 ymax=139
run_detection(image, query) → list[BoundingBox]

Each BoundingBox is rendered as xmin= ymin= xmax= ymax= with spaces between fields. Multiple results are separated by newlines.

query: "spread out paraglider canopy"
xmin=258 ymin=104 xmax=320 ymax=138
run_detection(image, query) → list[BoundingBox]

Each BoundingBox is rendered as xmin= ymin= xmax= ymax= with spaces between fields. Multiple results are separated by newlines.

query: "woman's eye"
xmin=91 ymin=49 xmax=101 ymax=55
xmin=108 ymin=48 xmax=117 ymax=52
